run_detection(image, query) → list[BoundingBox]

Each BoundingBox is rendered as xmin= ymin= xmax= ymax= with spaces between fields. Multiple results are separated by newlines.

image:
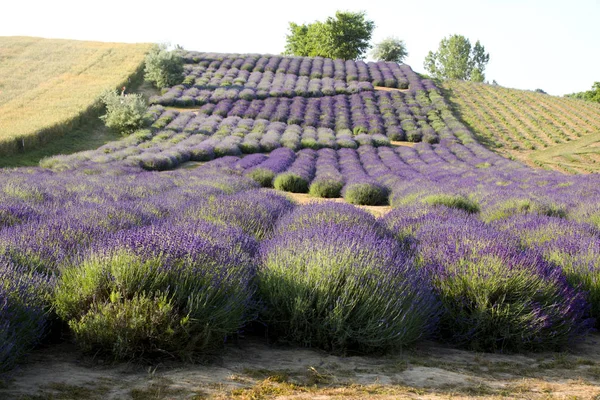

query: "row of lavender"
xmin=149 ymin=88 xmax=443 ymax=141
xmin=179 ymin=52 xmax=418 ymax=88
xmin=151 ymin=79 xmax=375 ymax=106
xmin=40 ymin=117 xmax=392 ymax=172
xmin=200 ymin=140 xmax=516 ymax=204
xmin=2 ymin=162 xmax=600 ymax=373
xmin=39 ymin=86 xmax=485 ymax=173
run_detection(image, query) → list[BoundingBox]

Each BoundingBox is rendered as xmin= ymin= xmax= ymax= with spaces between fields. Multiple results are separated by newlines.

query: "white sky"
xmin=2 ymin=0 xmax=598 ymax=96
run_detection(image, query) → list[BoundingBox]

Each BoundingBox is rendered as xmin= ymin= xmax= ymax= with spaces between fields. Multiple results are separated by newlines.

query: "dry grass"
xmin=0 ymin=36 xmax=152 ymax=155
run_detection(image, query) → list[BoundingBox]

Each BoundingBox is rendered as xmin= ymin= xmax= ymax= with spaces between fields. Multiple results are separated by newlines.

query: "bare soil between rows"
xmin=2 ymin=334 xmax=600 ymax=399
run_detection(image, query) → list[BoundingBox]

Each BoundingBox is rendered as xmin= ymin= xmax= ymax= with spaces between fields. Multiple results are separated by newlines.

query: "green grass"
xmin=0 ymin=36 xmax=152 ymax=157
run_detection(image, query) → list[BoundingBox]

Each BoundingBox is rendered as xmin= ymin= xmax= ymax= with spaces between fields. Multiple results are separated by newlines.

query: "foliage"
xmin=53 ymin=223 xmax=257 ymax=360
xmin=422 ymin=194 xmax=480 ymax=214
xmin=144 ymin=44 xmax=184 ymax=89
xmin=274 ymin=172 xmax=309 ymax=193
xmin=258 ymin=220 xmax=439 ymax=352
xmin=385 ymin=209 xmax=592 ymax=352
xmin=343 ymin=182 xmax=388 ymax=205
xmin=371 ymin=37 xmax=408 ymax=63
xmin=309 ymin=179 xmax=343 ymax=198
xmin=246 ymin=168 xmax=275 ymax=187
xmin=424 ymin=35 xmax=489 ymax=82
xmin=284 ymin=11 xmax=375 ymax=60
xmin=0 ymin=259 xmax=52 ymax=373
xmin=99 ymin=89 xmax=148 ymax=135
xmin=566 ymin=82 xmax=600 ymax=103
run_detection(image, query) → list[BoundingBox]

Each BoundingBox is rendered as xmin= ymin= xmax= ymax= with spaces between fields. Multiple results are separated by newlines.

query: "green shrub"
xmin=259 ymin=223 xmax=439 ymax=353
xmin=343 ymin=182 xmax=388 ymax=205
xmin=309 ymin=179 xmax=343 ymax=198
xmin=422 ymin=194 xmax=480 ymax=214
xmin=246 ymin=168 xmax=275 ymax=187
xmin=274 ymin=173 xmax=309 ymax=193
xmin=144 ymin=44 xmax=184 ymax=89
xmin=99 ymin=90 xmax=147 ymax=135
xmin=53 ymin=225 xmax=256 ymax=360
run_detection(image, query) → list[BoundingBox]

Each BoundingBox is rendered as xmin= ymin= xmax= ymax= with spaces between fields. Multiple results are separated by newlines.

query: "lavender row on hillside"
xmin=179 ymin=53 xmax=419 ymax=89
xmin=148 ymin=88 xmax=445 ymax=143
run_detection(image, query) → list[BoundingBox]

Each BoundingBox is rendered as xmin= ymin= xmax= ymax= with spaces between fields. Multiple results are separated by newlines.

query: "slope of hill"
xmin=0 ymin=37 xmax=152 ymax=158
xmin=443 ymin=80 xmax=600 ymax=173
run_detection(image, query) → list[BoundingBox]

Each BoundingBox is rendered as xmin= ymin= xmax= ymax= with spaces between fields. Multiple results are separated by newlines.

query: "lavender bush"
xmin=0 ymin=258 xmax=52 ymax=373
xmin=53 ymin=222 xmax=257 ymax=360
xmin=259 ymin=220 xmax=439 ymax=352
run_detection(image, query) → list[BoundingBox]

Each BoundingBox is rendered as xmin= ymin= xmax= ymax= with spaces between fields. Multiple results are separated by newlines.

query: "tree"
xmin=371 ymin=37 xmax=408 ymax=63
xmin=99 ymin=89 xmax=147 ymax=135
xmin=566 ymin=82 xmax=600 ymax=102
xmin=424 ymin=35 xmax=489 ymax=82
xmin=144 ymin=44 xmax=184 ymax=89
xmin=283 ymin=11 xmax=375 ymax=60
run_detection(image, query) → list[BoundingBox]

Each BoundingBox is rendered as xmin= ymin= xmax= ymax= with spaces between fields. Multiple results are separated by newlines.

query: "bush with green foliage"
xmin=284 ymin=11 xmax=375 ymax=60
xmin=422 ymin=194 xmax=480 ymax=214
xmin=259 ymin=219 xmax=440 ymax=353
xmin=246 ymin=168 xmax=275 ymax=188
xmin=371 ymin=37 xmax=408 ymax=63
xmin=144 ymin=44 xmax=184 ymax=89
xmin=99 ymin=89 xmax=147 ymax=135
xmin=309 ymin=178 xmax=343 ymax=198
xmin=53 ymin=223 xmax=257 ymax=360
xmin=343 ymin=182 xmax=388 ymax=205
xmin=274 ymin=172 xmax=309 ymax=193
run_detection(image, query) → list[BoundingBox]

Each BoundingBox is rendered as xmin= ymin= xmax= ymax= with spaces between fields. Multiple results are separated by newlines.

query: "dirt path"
xmin=374 ymin=86 xmax=410 ymax=93
xmin=276 ymin=191 xmax=392 ymax=217
xmin=2 ymin=334 xmax=600 ymax=399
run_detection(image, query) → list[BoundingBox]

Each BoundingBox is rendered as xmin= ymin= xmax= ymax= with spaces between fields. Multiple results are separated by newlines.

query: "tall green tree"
xmin=284 ymin=11 xmax=375 ymax=60
xmin=371 ymin=37 xmax=408 ymax=63
xmin=424 ymin=35 xmax=489 ymax=82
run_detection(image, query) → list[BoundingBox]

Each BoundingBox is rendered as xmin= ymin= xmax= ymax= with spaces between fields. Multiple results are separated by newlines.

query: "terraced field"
xmin=4 ymin=48 xmax=600 ymax=399
xmin=443 ymin=80 xmax=600 ymax=173
xmin=0 ymin=37 xmax=152 ymax=156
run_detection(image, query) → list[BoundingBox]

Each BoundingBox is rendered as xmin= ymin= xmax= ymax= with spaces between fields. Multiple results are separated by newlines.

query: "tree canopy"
xmin=283 ymin=11 xmax=375 ymax=60
xmin=566 ymin=82 xmax=600 ymax=103
xmin=424 ymin=35 xmax=489 ymax=82
xmin=144 ymin=44 xmax=184 ymax=89
xmin=371 ymin=37 xmax=408 ymax=63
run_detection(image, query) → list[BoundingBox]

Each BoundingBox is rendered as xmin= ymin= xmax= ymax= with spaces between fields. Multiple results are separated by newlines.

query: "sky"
xmin=2 ymin=0 xmax=598 ymax=96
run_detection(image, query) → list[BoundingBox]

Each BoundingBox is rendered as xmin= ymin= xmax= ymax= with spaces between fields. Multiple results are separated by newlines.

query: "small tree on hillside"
xmin=371 ymin=37 xmax=408 ymax=63
xmin=144 ymin=44 xmax=184 ymax=89
xmin=100 ymin=89 xmax=147 ymax=135
xmin=424 ymin=35 xmax=489 ymax=82
xmin=284 ymin=11 xmax=375 ymax=60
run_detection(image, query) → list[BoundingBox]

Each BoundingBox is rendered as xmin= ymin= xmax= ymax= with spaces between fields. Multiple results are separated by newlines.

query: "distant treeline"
xmin=566 ymin=82 xmax=600 ymax=102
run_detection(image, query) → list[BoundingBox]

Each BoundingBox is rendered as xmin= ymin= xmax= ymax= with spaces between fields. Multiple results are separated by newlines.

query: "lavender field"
xmin=2 ymin=52 xmax=600 ymax=379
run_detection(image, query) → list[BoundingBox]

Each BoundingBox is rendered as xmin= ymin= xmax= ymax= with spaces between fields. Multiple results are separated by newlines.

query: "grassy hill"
xmin=443 ymin=80 xmax=600 ymax=173
xmin=0 ymin=37 xmax=152 ymax=160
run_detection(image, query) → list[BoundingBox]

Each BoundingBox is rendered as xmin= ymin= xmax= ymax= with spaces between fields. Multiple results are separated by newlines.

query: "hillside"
xmin=443 ymin=80 xmax=600 ymax=173
xmin=4 ymin=49 xmax=600 ymax=400
xmin=0 ymin=37 xmax=152 ymax=158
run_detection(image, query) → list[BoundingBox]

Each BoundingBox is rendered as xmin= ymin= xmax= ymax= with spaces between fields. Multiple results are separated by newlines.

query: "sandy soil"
xmin=277 ymin=191 xmax=392 ymax=218
xmin=391 ymin=141 xmax=416 ymax=148
xmin=374 ymin=86 xmax=410 ymax=93
xmin=2 ymin=334 xmax=600 ymax=399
